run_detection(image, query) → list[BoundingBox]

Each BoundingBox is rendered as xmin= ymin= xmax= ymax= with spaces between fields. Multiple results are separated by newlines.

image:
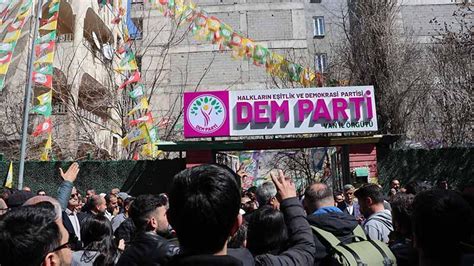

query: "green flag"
xmin=149 ymin=126 xmax=159 ymax=143
xmin=31 ymin=103 xmax=52 ymax=117
xmin=19 ymin=0 xmax=33 ymax=13
xmin=49 ymin=2 xmax=60 ymax=14
xmin=0 ymin=42 xmax=15 ymax=53
xmin=0 ymin=78 xmax=5 ymax=92
xmin=34 ymin=64 xmax=53 ymax=75
xmin=288 ymin=63 xmax=303 ymax=82
xmin=35 ymin=31 xmax=57 ymax=44
xmin=129 ymin=84 xmax=144 ymax=99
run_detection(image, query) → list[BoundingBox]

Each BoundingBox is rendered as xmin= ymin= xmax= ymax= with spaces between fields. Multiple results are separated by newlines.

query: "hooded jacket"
xmin=363 ymin=209 xmax=393 ymax=244
xmin=307 ymin=211 xmax=359 ymax=266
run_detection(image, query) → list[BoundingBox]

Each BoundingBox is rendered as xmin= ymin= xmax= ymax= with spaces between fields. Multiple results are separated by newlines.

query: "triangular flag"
xmin=3 ymin=162 xmax=13 ymax=188
xmin=7 ymin=18 xmax=26 ymax=32
xmin=35 ymin=41 xmax=55 ymax=57
xmin=118 ymin=71 xmax=140 ymax=90
xmin=132 ymin=151 xmax=140 ymax=161
xmin=17 ymin=8 xmax=31 ymax=20
xmin=19 ymin=0 xmax=33 ymax=12
xmin=49 ymin=2 xmax=59 ymax=14
xmin=34 ymin=64 xmax=53 ymax=75
xmin=40 ymin=12 xmax=58 ymax=26
xmin=36 ymin=90 xmax=52 ymax=105
xmin=39 ymin=20 xmax=57 ymax=31
xmin=32 ymin=72 xmax=53 ymax=88
xmin=0 ymin=42 xmax=15 ymax=53
xmin=122 ymin=124 xmax=149 ymax=146
xmin=40 ymin=149 xmax=49 ymax=161
xmin=128 ymin=97 xmax=149 ymax=116
xmin=0 ymin=78 xmax=5 ymax=91
xmin=129 ymin=84 xmax=145 ymax=99
xmin=35 ymin=31 xmax=56 ymax=44
xmin=0 ymin=63 xmax=9 ymax=75
xmin=148 ymin=126 xmax=159 ymax=143
xmin=4 ymin=30 xmax=20 ymax=43
xmin=34 ymin=51 xmax=54 ymax=64
xmin=45 ymin=133 xmax=52 ymax=149
xmin=31 ymin=103 xmax=52 ymax=117
xmin=114 ymin=62 xmax=137 ymax=72
xmin=130 ymin=112 xmax=153 ymax=126
xmin=32 ymin=118 xmax=52 ymax=137
xmin=0 ymin=52 xmax=12 ymax=64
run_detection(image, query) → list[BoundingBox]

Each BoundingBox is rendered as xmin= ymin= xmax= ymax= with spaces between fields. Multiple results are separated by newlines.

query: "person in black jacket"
xmin=117 ymin=194 xmax=179 ymax=266
xmin=166 ymin=164 xmax=315 ymax=266
xmin=304 ymin=182 xmax=359 ymax=266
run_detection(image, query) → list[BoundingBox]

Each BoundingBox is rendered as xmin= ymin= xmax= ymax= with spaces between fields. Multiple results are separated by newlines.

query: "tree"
xmin=415 ymin=4 xmax=473 ymax=147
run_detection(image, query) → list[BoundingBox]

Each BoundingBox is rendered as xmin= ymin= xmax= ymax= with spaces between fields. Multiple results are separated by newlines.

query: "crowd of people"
xmin=0 ymin=162 xmax=473 ymax=266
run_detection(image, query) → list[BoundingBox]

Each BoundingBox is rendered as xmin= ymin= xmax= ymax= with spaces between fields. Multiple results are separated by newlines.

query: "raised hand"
xmin=59 ymin=162 xmax=80 ymax=183
xmin=270 ymin=169 xmax=297 ymax=201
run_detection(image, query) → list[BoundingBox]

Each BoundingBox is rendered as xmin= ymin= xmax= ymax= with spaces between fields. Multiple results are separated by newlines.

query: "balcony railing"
xmin=57 ymin=33 xmax=74 ymax=43
xmin=77 ymin=107 xmax=104 ymax=124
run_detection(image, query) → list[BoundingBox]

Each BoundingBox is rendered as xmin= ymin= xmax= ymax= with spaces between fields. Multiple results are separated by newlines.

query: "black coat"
xmin=117 ymin=231 xmax=179 ymax=266
xmin=307 ymin=211 xmax=359 ymax=266
xmin=62 ymin=210 xmax=87 ymax=250
xmin=254 ymin=197 xmax=316 ymax=266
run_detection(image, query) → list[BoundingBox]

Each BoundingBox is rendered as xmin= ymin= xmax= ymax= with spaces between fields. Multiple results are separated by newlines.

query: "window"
xmin=315 ymin=53 xmax=328 ymax=73
xmin=313 ymin=16 xmax=325 ymax=37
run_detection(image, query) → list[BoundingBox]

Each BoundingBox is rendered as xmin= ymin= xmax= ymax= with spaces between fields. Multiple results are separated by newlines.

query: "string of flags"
xmin=30 ymin=0 xmax=60 ymax=161
xmin=108 ymin=7 xmax=161 ymax=160
xmin=148 ymin=0 xmax=323 ymax=87
xmin=0 ymin=0 xmax=33 ymax=91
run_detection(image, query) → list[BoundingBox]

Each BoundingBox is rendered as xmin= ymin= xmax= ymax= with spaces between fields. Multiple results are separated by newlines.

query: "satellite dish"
xmin=92 ymin=32 xmax=102 ymax=49
xmin=102 ymin=44 xmax=114 ymax=60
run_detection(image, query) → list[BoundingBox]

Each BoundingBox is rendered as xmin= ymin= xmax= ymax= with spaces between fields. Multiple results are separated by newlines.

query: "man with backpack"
xmin=355 ymin=184 xmax=394 ymax=244
xmin=305 ymin=183 xmax=397 ymax=265
xmin=304 ymin=183 xmax=359 ymax=265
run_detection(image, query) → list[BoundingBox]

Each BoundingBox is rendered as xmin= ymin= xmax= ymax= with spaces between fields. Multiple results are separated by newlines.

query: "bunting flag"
xmin=39 ymin=20 xmax=57 ymax=31
xmin=0 ymin=61 xmax=9 ymax=74
xmin=129 ymin=84 xmax=144 ymax=99
xmin=0 ymin=42 xmax=14 ymax=53
xmin=32 ymin=72 xmax=53 ymax=88
xmin=30 ymin=0 xmax=60 ymax=160
xmin=130 ymin=112 xmax=153 ymax=126
xmin=31 ymin=103 xmax=52 ymax=117
xmin=0 ymin=52 xmax=12 ymax=64
xmin=151 ymin=0 xmax=322 ymax=87
xmin=3 ymin=161 xmax=13 ymax=188
xmin=4 ymin=30 xmax=20 ymax=43
xmin=37 ymin=91 xmax=53 ymax=105
xmin=32 ymin=118 xmax=52 ymax=137
xmin=35 ymin=41 xmax=55 ymax=57
xmin=118 ymin=71 xmax=140 ymax=90
xmin=34 ymin=64 xmax=53 ymax=75
xmin=45 ymin=133 xmax=52 ymax=150
xmin=127 ymin=97 xmax=149 ymax=116
xmin=7 ymin=18 xmax=26 ymax=32
xmin=35 ymin=31 xmax=56 ymax=44
xmin=121 ymin=124 xmax=149 ymax=146
xmin=40 ymin=149 xmax=49 ymax=161
xmin=34 ymin=51 xmax=54 ymax=64
xmin=148 ymin=126 xmax=159 ymax=143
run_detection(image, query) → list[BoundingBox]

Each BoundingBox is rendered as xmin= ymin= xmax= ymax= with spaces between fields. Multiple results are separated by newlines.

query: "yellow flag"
xmin=4 ymin=162 xmax=13 ymax=188
xmin=39 ymin=20 xmax=57 ymax=31
xmin=4 ymin=30 xmax=20 ymax=43
xmin=34 ymin=51 xmax=54 ymax=64
xmin=45 ymin=133 xmax=52 ymax=150
xmin=37 ymin=90 xmax=52 ymax=105
xmin=121 ymin=124 xmax=149 ymax=146
xmin=17 ymin=10 xmax=31 ymax=20
xmin=114 ymin=60 xmax=138 ymax=72
xmin=127 ymin=97 xmax=149 ymax=116
xmin=0 ymin=63 xmax=9 ymax=75
xmin=40 ymin=149 xmax=49 ymax=161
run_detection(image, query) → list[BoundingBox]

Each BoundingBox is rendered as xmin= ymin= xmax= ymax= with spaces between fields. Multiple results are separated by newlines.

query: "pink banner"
xmin=184 ymin=91 xmax=230 ymax=138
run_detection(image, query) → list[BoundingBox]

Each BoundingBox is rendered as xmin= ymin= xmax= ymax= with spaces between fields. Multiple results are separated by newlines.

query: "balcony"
xmin=131 ymin=1 xmax=144 ymax=12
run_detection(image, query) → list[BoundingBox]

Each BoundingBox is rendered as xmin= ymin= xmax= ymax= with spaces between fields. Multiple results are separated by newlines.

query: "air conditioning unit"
xmin=310 ymin=0 xmax=322 ymax=3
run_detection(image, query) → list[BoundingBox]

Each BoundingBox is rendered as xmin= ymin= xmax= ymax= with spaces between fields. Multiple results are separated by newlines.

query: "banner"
xmin=184 ymin=86 xmax=378 ymax=138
